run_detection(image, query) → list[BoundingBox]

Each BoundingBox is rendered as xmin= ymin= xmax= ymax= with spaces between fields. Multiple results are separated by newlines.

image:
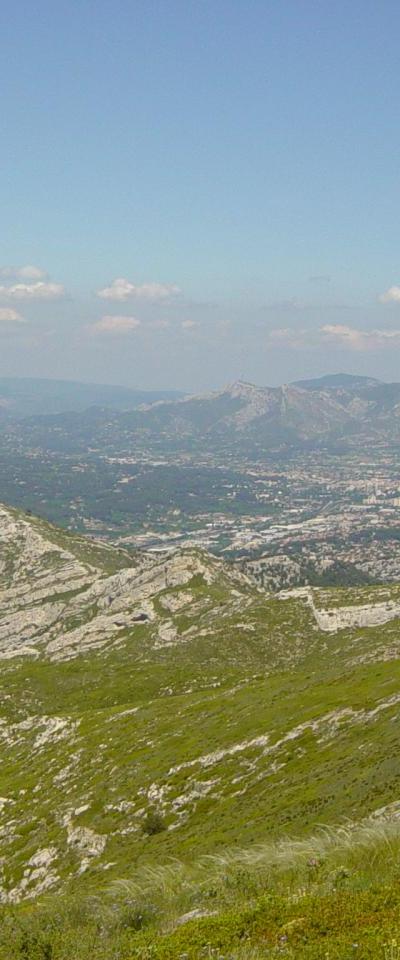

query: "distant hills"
xmin=293 ymin=372 xmax=381 ymax=390
xmin=0 ymin=377 xmax=183 ymax=418
xmin=2 ymin=372 xmax=400 ymax=453
xmin=135 ymin=373 xmax=400 ymax=450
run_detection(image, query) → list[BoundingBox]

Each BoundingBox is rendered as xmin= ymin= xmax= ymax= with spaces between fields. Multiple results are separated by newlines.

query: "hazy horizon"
xmin=0 ymin=369 xmax=390 ymax=395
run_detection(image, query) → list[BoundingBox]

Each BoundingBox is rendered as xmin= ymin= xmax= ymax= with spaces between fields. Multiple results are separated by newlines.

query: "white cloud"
xmin=97 ymin=277 xmax=181 ymax=302
xmin=0 ymin=281 xmax=65 ymax=301
xmin=379 ymin=286 xmax=400 ymax=304
xmin=0 ymin=264 xmax=47 ymax=281
xmin=0 ymin=307 xmax=25 ymax=323
xmin=321 ymin=324 xmax=366 ymax=347
xmin=181 ymin=319 xmax=199 ymax=330
xmin=322 ymin=324 xmax=400 ymax=350
xmin=90 ymin=315 xmax=141 ymax=334
xmin=18 ymin=265 xmax=47 ymax=280
xmin=269 ymin=324 xmax=400 ymax=352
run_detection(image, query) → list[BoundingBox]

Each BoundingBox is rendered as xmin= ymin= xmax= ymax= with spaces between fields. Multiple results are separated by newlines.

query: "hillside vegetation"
xmin=2 ymin=504 xmax=400 ymax=955
xmin=4 ymin=820 xmax=400 ymax=958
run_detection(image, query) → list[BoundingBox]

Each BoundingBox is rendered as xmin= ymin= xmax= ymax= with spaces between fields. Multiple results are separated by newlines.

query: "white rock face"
xmin=0 ymin=505 xmax=94 ymax=608
xmin=0 ymin=503 xmax=250 ymax=660
xmin=278 ymin=586 xmax=400 ymax=633
xmin=0 ymin=714 xmax=78 ymax=750
xmin=1 ymin=847 xmax=59 ymax=903
xmin=159 ymin=590 xmax=193 ymax=612
xmin=313 ymin=598 xmax=400 ymax=632
xmin=67 ymin=823 xmax=106 ymax=857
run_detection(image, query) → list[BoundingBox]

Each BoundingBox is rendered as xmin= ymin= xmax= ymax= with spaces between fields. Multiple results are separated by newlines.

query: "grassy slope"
xmin=3 ymin=504 xmax=135 ymax=575
xmin=3 ymin=509 xmax=400 ymax=954
xmin=4 ymin=821 xmax=400 ymax=958
xmin=3 ymin=593 xmax=400 ymax=894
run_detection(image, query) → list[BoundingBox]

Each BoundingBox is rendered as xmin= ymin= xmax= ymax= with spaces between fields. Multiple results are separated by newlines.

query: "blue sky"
xmin=1 ymin=0 xmax=400 ymax=390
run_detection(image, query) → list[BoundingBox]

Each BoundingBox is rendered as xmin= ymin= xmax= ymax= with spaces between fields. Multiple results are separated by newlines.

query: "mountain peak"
xmin=223 ymin=380 xmax=265 ymax=399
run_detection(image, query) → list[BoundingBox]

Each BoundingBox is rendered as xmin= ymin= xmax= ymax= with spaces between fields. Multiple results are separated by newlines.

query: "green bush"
xmin=142 ymin=808 xmax=167 ymax=836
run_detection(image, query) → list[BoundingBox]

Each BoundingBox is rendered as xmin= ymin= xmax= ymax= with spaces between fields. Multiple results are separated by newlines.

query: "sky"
xmin=1 ymin=0 xmax=400 ymax=392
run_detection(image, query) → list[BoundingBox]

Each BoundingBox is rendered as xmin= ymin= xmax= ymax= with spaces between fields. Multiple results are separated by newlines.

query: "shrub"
xmin=142 ymin=808 xmax=166 ymax=836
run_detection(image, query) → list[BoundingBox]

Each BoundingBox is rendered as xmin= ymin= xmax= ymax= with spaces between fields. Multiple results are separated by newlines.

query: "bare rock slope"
xmin=0 ymin=503 xmax=252 ymax=661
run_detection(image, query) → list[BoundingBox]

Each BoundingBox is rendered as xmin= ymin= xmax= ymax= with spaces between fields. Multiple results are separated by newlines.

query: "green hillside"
xmin=2 ymin=504 xmax=400 ymax=956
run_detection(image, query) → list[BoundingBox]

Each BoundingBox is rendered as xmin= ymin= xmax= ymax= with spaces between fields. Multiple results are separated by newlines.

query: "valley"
xmin=2 ymin=375 xmax=400 ymax=590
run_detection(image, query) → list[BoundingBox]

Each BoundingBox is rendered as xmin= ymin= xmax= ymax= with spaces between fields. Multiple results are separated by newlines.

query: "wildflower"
xmin=384 ymin=940 xmax=400 ymax=960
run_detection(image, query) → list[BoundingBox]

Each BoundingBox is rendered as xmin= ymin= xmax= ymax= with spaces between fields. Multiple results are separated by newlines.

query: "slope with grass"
xmin=3 ymin=504 xmax=400 ymax=955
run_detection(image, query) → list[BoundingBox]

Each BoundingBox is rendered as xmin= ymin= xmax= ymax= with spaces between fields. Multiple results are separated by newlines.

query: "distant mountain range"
xmin=2 ymin=372 xmax=400 ymax=453
xmin=293 ymin=372 xmax=381 ymax=390
xmin=147 ymin=372 xmax=400 ymax=449
xmin=0 ymin=377 xmax=183 ymax=418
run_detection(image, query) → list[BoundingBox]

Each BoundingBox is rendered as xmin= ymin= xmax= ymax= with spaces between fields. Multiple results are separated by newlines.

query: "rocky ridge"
xmin=2 ymin=504 xmax=400 ymax=904
xmin=0 ymin=504 xmax=251 ymax=661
